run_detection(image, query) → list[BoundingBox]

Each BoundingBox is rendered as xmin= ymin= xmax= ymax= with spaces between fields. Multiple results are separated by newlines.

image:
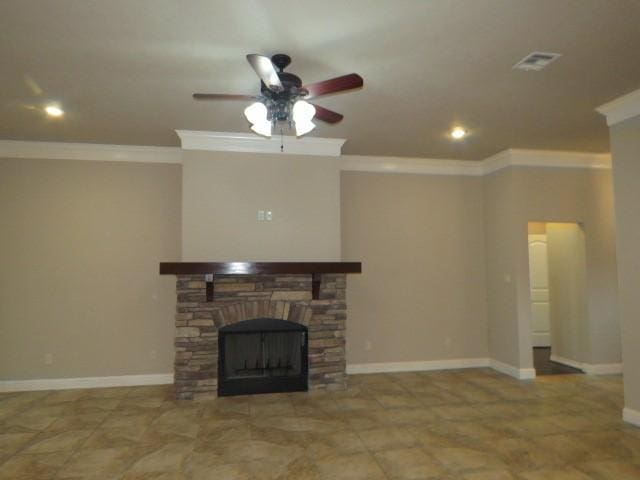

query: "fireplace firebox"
xmin=218 ymin=318 xmax=308 ymax=396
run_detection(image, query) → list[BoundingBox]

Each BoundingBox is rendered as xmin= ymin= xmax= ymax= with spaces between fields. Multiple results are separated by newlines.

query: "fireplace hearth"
xmin=218 ymin=318 xmax=308 ymax=396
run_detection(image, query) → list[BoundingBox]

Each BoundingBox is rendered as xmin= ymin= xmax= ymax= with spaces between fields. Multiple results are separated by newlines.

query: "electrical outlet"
xmin=257 ymin=210 xmax=265 ymax=221
xmin=44 ymin=353 xmax=53 ymax=365
xmin=265 ymin=210 xmax=273 ymax=221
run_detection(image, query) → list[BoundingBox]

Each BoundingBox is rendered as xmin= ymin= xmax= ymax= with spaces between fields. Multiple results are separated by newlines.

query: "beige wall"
xmin=483 ymin=168 xmax=521 ymax=367
xmin=341 ymin=171 xmax=489 ymax=365
xmin=609 ymin=114 xmax=640 ymax=412
xmin=485 ymin=166 xmax=620 ymax=369
xmin=0 ymin=151 xmax=620 ymax=383
xmin=0 ymin=158 xmax=181 ymax=380
xmin=182 ymin=151 xmax=341 ymax=261
xmin=547 ymin=223 xmax=588 ymax=364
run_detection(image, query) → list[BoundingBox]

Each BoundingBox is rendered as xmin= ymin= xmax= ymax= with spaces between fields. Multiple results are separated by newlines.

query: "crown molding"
xmin=596 ymin=88 xmax=640 ymax=126
xmin=0 ymin=138 xmax=611 ymax=175
xmin=0 ymin=140 xmax=182 ymax=163
xmin=342 ymin=149 xmax=611 ymax=177
xmin=341 ymin=155 xmax=484 ymax=176
xmin=483 ymin=149 xmax=611 ymax=175
xmin=176 ymin=130 xmax=346 ymax=157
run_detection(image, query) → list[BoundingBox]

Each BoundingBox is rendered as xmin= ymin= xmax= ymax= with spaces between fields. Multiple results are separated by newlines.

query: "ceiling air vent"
xmin=513 ymin=52 xmax=562 ymax=71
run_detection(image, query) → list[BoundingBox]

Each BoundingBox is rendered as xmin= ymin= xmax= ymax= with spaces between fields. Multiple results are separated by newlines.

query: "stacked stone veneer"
xmin=173 ymin=274 xmax=347 ymax=400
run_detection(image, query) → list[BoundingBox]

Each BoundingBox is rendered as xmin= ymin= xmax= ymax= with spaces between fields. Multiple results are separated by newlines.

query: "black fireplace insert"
xmin=218 ymin=318 xmax=308 ymax=396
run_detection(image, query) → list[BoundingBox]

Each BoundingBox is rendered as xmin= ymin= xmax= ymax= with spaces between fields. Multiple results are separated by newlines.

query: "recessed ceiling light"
xmin=450 ymin=127 xmax=466 ymax=139
xmin=45 ymin=105 xmax=64 ymax=117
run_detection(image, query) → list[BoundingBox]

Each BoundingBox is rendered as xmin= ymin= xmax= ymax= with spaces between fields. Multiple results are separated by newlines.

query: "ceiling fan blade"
xmin=246 ymin=54 xmax=284 ymax=92
xmin=193 ymin=93 xmax=254 ymax=101
xmin=311 ymin=103 xmax=344 ymax=124
xmin=304 ymin=73 xmax=363 ymax=99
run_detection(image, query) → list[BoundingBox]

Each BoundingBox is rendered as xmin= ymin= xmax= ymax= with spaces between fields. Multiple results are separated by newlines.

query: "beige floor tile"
xmin=1 ymin=412 xmax=58 ymax=432
xmin=335 ymin=397 xmax=383 ymax=411
xmin=0 ymin=432 xmax=36 ymax=458
xmin=250 ymin=414 xmax=302 ymax=432
xmin=357 ymin=426 xmax=418 ymax=452
xmin=22 ymin=429 xmax=93 ymax=454
xmin=531 ymin=433 xmax=592 ymax=463
xmin=101 ymin=411 xmax=160 ymax=429
xmin=147 ymin=407 xmax=202 ymax=439
xmin=304 ymin=430 xmax=367 ymax=459
xmin=193 ymin=462 xmax=254 ymax=480
xmin=41 ymin=389 xmax=89 ymax=405
xmin=460 ymin=469 xmax=517 ymax=480
xmin=374 ymin=393 xmax=423 ymax=409
xmin=247 ymin=456 xmax=322 ymax=480
xmin=488 ymin=437 xmax=564 ymax=471
xmin=126 ymin=385 xmax=172 ymax=399
xmin=123 ymin=442 xmax=193 ymax=476
xmin=314 ymin=452 xmax=387 ymax=480
xmin=504 ymin=416 xmax=564 ymax=436
xmin=249 ymin=400 xmax=296 ymax=416
xmin=44 ymin=411 xmax=109 ymax=432
xmin=374 ymin=447 xmax=445 ymax=479
xmin=516 ymin=466 xmax=595 ymax=480
xmin=406 ymin=424 xmax=463 ymax=450
xmin=70 ymin=397 xmax=123 ymax=413
xmin=252 ymin=438 xmax=306 ymax=463
xmin=0 ymin=370 xmax=631 ymax=480
xmin=82 ymin=424 xmax=149 ymax=449
xmin=431 ymin=405 xmax=483 ymax=421
xmin=385 ymin=407 xmax=440 ymax=426
xmin=249 ymin=425 xmax=307 ymax=447
xmin=296 ymin=415 xmax=350 ymax=433
xmin=192 ymin=438 xmax=256 ymax=464
xmin=577 ymin=459 xmax=640 ymax=480
xmin=198 ymin=418 xmax=251 ymax=444
xmin=85 ymin=387 xmax=131 ymax=399
xmin=431 ymin=446 xmax=505 ymax=473
xmin=56 ymin=446 xmax=134 ymax=479
xmin=0 ymin=452 xmax=72 ymax=480
xmin=574 ymin=430 xmax=639 ymax=460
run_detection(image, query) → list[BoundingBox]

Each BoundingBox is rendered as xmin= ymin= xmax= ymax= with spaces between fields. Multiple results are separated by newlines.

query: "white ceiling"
xmin=1 ymin=0 xmax=639 ymax=160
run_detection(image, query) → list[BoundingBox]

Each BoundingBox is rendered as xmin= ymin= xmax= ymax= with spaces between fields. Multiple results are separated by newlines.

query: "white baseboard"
xmin=489 ymin=359 xmax=536 ymax=380
xmin=623 ymin=407 xmax=640 ymax=427
xmin=346 ymin=358 xmax=490 ymax=375
xmin=583 ymin=363 xmax=623 ymax=375
xmin=550 ymin=354 xmax=622 ymax=375
xmin=0 ymin=373 xmax=174 ymax=393
xmin=550 ymin=354 xmax=585 ymax=371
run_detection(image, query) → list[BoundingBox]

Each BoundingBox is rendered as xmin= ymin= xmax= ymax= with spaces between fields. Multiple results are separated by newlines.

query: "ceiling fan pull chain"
xmin=280 ymin=128 xmax=284 ymax=153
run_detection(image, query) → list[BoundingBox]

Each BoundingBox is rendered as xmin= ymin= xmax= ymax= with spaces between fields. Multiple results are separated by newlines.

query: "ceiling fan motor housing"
xmin=271 ymin=53 xmax=291 ymax=72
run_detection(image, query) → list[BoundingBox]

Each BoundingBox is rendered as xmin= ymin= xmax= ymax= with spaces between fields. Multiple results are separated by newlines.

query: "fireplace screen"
xmin=218 ymin=318 xmax=308 ymax=396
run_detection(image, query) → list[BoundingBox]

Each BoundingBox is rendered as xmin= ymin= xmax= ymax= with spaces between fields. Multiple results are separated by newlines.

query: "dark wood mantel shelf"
xmin=159 ymin=262 xmax=362 ymax=301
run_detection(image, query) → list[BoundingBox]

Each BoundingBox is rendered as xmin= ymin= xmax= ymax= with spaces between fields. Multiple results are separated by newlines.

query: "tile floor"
xmin=1 ymin=369 xmax=639 ymax=479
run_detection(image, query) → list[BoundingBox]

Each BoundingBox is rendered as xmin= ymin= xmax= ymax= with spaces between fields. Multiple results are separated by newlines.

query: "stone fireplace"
xmin=161 ymin=263 xmax=360 ymax=400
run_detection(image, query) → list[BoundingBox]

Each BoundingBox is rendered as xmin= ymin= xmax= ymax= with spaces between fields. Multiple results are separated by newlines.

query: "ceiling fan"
xmin=193 ymin=53 xmax=363 ymax=137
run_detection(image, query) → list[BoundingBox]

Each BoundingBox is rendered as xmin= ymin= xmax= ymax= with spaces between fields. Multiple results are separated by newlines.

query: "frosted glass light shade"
xmin=244 ymin=102 xmax=268 ymax=124
xmin=251 ymin=121 xmax=272 ymax=137
xmin=293 ymin=100 xmax=316 ymax=137
xmin=244 ymin=102 xmax=271 ymax=137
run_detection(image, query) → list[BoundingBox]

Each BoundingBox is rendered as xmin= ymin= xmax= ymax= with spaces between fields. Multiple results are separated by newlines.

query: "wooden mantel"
xmin=159 ymin=262 xmax=362 ymax=301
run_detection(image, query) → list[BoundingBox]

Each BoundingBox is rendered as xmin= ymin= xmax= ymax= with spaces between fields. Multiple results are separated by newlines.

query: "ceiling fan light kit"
xmin=193 ymin=53 xmax=363 ymax=140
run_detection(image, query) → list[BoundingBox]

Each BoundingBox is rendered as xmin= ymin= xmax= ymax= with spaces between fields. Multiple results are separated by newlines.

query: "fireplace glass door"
xmin=218 ymin=318 xmax=308 ymax=396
